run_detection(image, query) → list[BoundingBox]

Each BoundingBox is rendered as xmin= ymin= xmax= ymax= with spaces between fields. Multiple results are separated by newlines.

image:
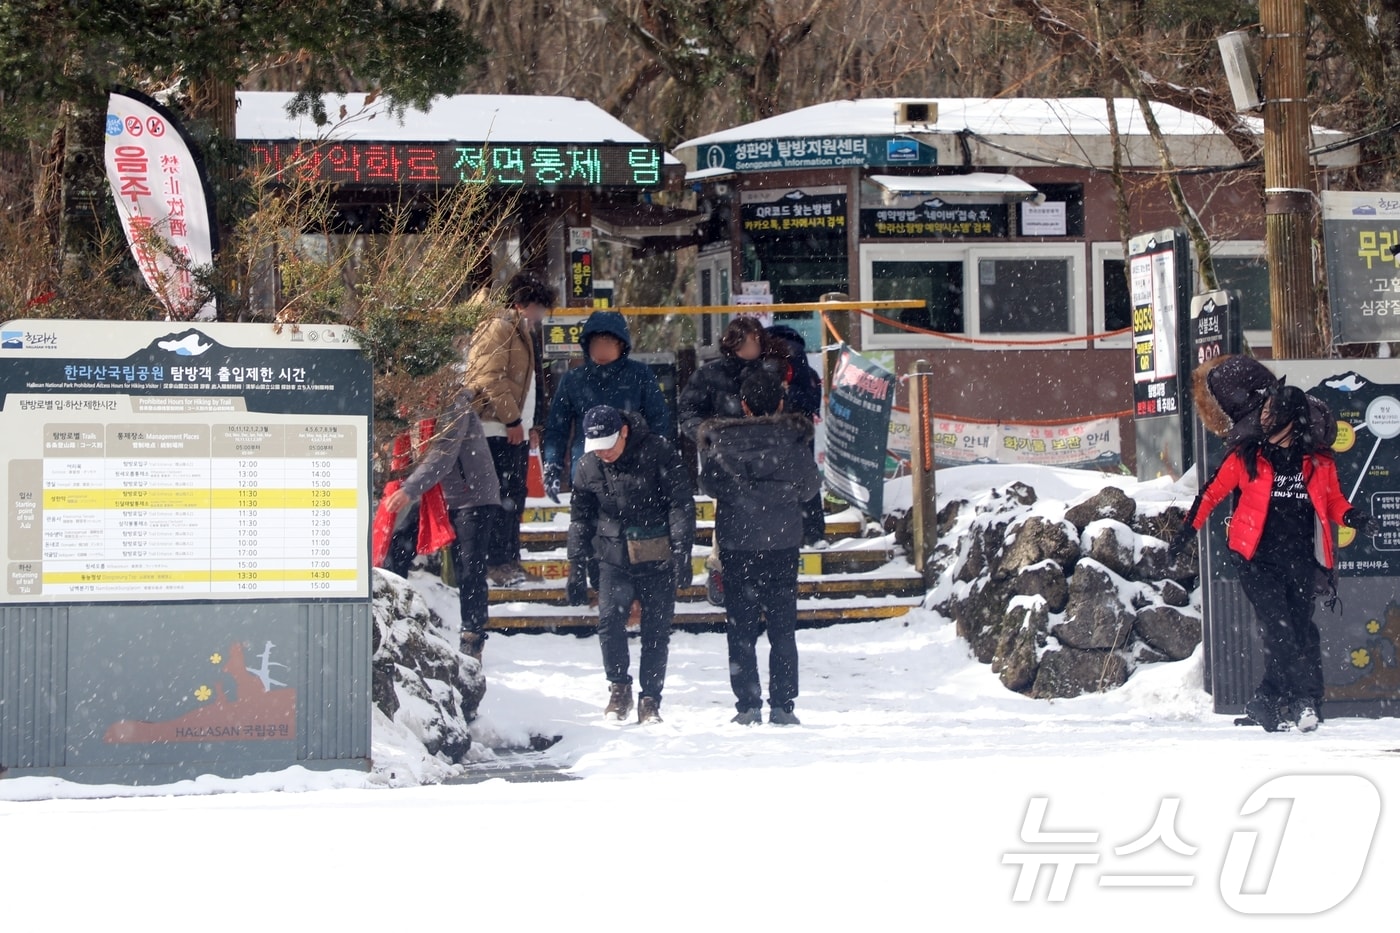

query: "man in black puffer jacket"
xmin=699 ymin=371 xmax=821 ymax=726
xmin=567 ymin=405 xmax=695 ymax=723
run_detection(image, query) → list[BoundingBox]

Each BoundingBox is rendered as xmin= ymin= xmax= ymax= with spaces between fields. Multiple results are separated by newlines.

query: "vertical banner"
xmin=104 ymin=88 xmax=218 ymax=321
xmin=568 ymin=227 xmax=594 ymax=305
xmin=824 ymin=344 xmax=895 ymax=519
xmin=1322 ymin=191 xmax=1400 ymax=345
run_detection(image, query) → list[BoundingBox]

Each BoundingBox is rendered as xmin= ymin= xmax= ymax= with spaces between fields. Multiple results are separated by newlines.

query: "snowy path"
xmin=7 ymin=611 xmax=1400 ymax=928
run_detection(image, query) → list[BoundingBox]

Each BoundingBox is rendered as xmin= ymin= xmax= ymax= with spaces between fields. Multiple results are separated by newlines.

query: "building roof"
xmin=236 ymin=91 xmax=679 ymax=163
xmin=676 ymin=97 xmax=1355 ymax=170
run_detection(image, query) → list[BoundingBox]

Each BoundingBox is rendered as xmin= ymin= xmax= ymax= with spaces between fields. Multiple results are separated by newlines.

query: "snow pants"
xmin=722 ymin=546 xmax=800 ymax=713
xmin=485 ymin=435 xmax=529 ymax=567
xmin=596 ymin=559 xmax=675 ymax=702
xmin=450 ymin=505 xmax=492 ymax=641
xmin=1236 ymin=554 xmax=1324 ymax=708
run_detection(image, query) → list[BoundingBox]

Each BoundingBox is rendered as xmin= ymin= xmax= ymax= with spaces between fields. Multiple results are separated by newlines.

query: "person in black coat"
xmin=766 ymin=322 xmax=827 ymax=546
xmin=699 ymin=370 xmax=821 ymax=725
xmin=677 ymin=316 xmax=770 ymax=444
xmin=566 ymin=405 xmax=696 ymax=723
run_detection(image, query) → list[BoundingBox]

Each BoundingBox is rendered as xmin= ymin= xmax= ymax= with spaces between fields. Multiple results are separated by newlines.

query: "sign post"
xmin=0 ymin=320 xmax=374 ymax=784
xmin=1128 ymin=228 xmax=1192 ymax=479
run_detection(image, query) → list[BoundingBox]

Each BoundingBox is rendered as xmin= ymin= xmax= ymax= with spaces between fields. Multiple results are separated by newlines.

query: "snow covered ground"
xmin=5 ymin=465 xmax=1400 ymax=928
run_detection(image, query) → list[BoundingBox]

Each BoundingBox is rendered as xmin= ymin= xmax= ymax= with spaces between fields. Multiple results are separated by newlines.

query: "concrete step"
xmin=505 ymin=548 xmax=899 ymax=590
xmin=486 ymin=594 xmax=921 ymax=633
xmin=521 ymin=517 xmax=864 ymax=550
xmin=489 ymin=572 xmax=924 ymax=606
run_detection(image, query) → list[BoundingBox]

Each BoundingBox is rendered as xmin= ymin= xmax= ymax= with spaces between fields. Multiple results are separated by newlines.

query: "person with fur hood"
xmin=698 ymin=370 xmax=822 ymax=726
xmin=1173 ymin=357 xmax=1374 ymax=732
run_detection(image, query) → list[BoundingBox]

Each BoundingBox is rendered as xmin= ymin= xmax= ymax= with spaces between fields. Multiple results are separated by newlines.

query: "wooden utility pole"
xmin=1260 ymin=0 xmax=1322 ymax=358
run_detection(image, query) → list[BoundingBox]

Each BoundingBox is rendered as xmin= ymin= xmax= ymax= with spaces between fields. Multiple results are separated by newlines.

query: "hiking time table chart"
xmin=1 ymin=321 xmax=374 ymax=605
xmin=14 ymin=420 xmax=360 ymax=599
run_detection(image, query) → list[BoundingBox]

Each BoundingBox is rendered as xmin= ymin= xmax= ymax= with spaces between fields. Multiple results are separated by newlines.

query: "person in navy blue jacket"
xmin=541 ymin=310 xmax=671 ymax=499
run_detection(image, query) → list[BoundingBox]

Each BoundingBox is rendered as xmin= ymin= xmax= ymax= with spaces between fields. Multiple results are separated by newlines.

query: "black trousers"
xmin=596 ymin=560 xmax=675 ymax=701
xmin=451 ymin=505 xmax=492 ymax=639
xmin=485 ymin=435 xmax=529 ymax=567
xmin=1236 ymin=554 xmax=1324 ymax=706
xmin=722 ymin=546 xmax=800 ymax=713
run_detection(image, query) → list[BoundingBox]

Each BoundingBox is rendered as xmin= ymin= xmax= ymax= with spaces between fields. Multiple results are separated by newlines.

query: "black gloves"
xmin=1167 ymin=524 xmax=1197 ymax=560
xmin=1345 ymin=508 xmax=1377 ymax=537
xmin=565 ymin=560 xmax=589 ymax=605
xmin=543 ymin=462 xmax=563 ymax=504
xmin=673 ymin=549 xmax=693 ymax=589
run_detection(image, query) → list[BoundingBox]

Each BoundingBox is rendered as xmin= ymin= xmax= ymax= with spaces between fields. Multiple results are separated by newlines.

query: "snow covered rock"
xmin=1134 ymin=605 xmax=1202 ymax=661
xmin=1057 ymin=560 xmax=1136 ymax=651
xmin=997 ymin=515 xmax=1080 ymax=580
xmin=1064 ymin=486 xmax=1136 ymax=530
xmin=928 ymin=476 xmax=1202 ymax=700
xmin=371 ymin=569 xmax=485 ymax=763
xmin=1031 ymin=644 xmax=1130 ymax=698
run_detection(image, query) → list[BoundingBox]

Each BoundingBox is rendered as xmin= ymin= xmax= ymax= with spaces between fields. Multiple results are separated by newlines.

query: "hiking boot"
xmin=1290 ymin=699 xmax=1320 ymax=733
xmin=769 ymin=706 xmax=801 ymax=726
xmin=637 ymin=696 xmax=663 ymax=724
xmin=604 ymin=682 xmax=633 ymax=721
xmin=1243 ymin=695 xmax=1289 ymax=733
xmin=459 ymin=631 xmax=484 ymax=662
xmin=731 ymin=708 xmax=763 ymax=725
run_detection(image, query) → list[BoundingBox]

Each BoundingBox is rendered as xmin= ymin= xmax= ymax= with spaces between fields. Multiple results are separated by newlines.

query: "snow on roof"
xmin=868 ymin=172 xmax=1039 ymax=197
xmin=676 ymin=98 xmax=1257 ymax=147
xmin=676 ymin=97 xmax=1354 ymax=168
xmin=236 ymin=91 xmax=679 ymax=161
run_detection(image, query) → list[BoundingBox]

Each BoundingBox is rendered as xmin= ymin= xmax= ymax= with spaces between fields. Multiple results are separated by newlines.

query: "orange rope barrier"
xmin=823 ymin=307 xmax=1133 ymax=346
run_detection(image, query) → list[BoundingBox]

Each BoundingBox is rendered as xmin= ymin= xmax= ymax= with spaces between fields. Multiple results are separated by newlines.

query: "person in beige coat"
xmin=465 ymin=271 xmax=554 ymax=586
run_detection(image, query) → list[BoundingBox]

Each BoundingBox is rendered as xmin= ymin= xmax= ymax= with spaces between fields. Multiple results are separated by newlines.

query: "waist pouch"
xmin=625 ymin=525 xmax=671 ymax=564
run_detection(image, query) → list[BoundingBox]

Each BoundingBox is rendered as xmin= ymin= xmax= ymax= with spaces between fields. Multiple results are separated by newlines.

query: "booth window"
xmin=861 ymin=243 xmax=1084 ymax=348
xmin=1207 ymin=242 xmax=1269 ymax=348
xmin=1092 ymin=242 xmax=1132 ymax=348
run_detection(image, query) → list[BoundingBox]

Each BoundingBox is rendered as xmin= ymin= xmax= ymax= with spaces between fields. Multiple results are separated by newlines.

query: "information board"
xmin=1127 ymin=228 xmax=1191 ymax=479
xmin=1322 ymin=190 xmax=1400 ymax=344
xmin=1 ymin=321 xmax=372 ymax=604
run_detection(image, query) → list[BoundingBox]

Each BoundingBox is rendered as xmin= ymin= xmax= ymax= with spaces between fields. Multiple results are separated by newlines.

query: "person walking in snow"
xmin=1170 ymin=380 xmax=1373 ymax=732
xmin=465 ymin=271 xmax=554 ymax=587
xmin=541 ymin=309 xmax=672 ymax=499
xmin=566 ymin=405 xmax=695 ymax=723
xmin=699 ymin=370 xmax=821 ymax=725
xmin=382 ymin=387 xmax=501 ymax=661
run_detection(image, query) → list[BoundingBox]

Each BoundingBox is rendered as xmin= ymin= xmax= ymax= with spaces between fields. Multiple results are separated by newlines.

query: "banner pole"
xmin=909 ymin=359 xmax=937 ymax=580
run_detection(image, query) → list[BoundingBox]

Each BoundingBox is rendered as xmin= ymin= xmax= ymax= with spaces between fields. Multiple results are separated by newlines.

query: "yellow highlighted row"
xmin=43 ymin=568 xmax=359 ymax=584
xmin=44 ymin=489 xmax=357 ymax=509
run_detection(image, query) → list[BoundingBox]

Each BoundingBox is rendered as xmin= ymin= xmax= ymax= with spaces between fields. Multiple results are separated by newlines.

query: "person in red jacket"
xmin=1171 ymin=382 xmax=1373 ymax=733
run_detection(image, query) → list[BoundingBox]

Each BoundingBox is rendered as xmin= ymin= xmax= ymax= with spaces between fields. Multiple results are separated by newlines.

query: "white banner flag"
xmin=104 ymin=89 xmax=217 ymax=321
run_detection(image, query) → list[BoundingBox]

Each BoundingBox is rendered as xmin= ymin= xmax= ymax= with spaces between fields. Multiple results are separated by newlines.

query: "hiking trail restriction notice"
xmin=2 ymin=321 xmax=372 ymax=603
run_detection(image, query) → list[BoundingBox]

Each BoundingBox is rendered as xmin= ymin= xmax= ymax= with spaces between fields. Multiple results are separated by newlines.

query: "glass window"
xmin=872 ymin=259 xmax=964 ymax=334
xmin=977 ymin=257 xmax=1070 ymax=333
xmin=1101 ymin=258 xmax=1132 ymax=332
xmin=1213 ymin=254 xmax=1270 ymax=333
xmin=861 ymin=243 xmax=1084 ymax=348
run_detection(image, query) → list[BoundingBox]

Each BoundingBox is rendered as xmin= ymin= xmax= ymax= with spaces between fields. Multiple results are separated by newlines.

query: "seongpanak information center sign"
xmin=1 ymin=321 xmax=373 ymax=602
xmin=0 ymin=320 xmax=374 ymax=783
